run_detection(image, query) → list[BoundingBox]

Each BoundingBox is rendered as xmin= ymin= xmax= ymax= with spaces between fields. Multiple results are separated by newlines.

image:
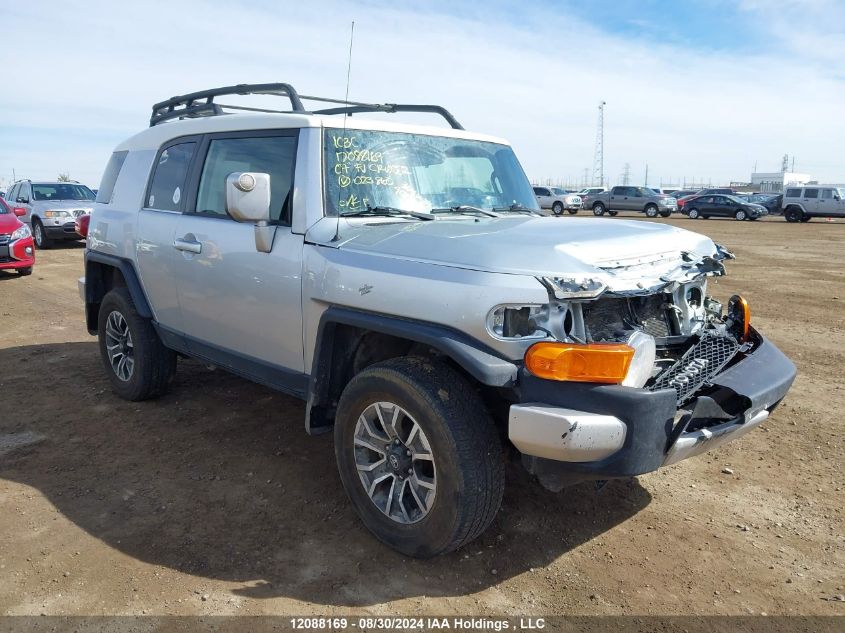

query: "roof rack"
xmin=149 ymin=82 xmax=464 ymax=130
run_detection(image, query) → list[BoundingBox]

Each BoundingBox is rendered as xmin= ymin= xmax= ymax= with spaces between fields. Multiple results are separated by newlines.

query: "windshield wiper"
xmin=492 ymin=203 xmax=541 ymax=215
xmin=341 ymin=205 xmax=434 ymax=221
xmin=430 ymin=205 xmax=499 ymax=218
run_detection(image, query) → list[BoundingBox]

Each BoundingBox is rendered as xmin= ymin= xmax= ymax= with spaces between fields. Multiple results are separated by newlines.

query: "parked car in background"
xmin=0 ymin=196 xmax=35 ymax=276
xmin=684 ymin=195 xmax=768 ymax=221
xmin=782 ymin=185 xmax=845 ymax=222
xmin=5 ymin=180 xmax=95 ymax=248
xmin=744 ymin=193 xmax=782 ymax=215
xmin=588 ymin=185 xmax=677 ymax=217
xmin=533 ymin=186 xmax=582 ymax=215
xmin=75 ymin=212 xmax=91 ymax=238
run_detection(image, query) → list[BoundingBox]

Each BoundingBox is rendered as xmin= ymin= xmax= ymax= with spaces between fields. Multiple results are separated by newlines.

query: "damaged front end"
xmin=500 ymin=245 xmax=796 ymax=491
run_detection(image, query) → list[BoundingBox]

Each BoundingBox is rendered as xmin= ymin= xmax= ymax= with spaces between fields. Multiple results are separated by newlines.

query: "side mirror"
xmin=13 ymin=207 xmax=26 ymax=217
xmin=226 ymin=172 xmax=274 ymax=253
xmin=17 ymin=196 xmax=29 ymax=204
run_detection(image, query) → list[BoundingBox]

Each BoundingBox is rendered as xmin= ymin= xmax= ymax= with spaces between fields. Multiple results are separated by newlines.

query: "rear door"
xmin=533 ymin=187 xmax=551 ymax=209
xmin=136 ymin=137 xmax=201 ymax=333
xmin=802 ymin=188 xmax=819 ymax=214
xmin=172 ymin=129 xmax=306 ymax=389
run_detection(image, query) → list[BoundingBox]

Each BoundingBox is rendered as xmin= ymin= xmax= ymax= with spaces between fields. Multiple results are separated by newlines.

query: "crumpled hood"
xmin=308 ymin=216 xmax=723 ymax=292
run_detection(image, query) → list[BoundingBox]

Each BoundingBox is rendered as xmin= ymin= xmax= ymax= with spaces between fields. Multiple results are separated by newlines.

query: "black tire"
xmin=16 ymin=267 xmax=32 ymax=276
xmin=800 ymin=216 xmax=812 ymax=223
xmin=552 ymin=202 xmax=564 ymax=216
xmin=32 ymin=219 xmax=51 ymax=249
xmin=644 ymin=204 xmax=658 ymax=218
xmin=592 ymin=203 xmax=606 ymax=216
xmin=734 ymin=209 xmax=747 ymax=221
xmin=608 ymin=210 xmax=618 ymax=216
xmin=97 ymin=287 xmax=176 ymax=401
xmin=334 ymin=357 xmax=505 ymax=558
xmin=785 ymin=207 xmax=802 ymax=223
xmin=687 ymin=208 xmax=701 ymax=219
xmin=567 ymin=208 xmax=578 ymax=215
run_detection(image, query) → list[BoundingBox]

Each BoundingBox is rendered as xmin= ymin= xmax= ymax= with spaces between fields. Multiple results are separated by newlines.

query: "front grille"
xmin=650 ymin=332 xmax=740 ymax=405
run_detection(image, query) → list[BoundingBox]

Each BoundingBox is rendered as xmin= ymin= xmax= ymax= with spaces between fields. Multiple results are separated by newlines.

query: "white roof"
xmin=115 ymin=112 xmax=509 ymax=152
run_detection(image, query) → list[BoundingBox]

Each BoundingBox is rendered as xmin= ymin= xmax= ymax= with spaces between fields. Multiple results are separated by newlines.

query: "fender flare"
xmin=305 ymin=306 xmax=519 ymax=434
xmin=84 ymin=251 xmax=153 ymax=332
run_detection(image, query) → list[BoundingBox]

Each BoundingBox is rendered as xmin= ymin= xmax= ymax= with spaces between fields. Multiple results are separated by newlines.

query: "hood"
xmin=32 ymin=199 xmax=94 ymax=214
xmin=307 ymin=215 xmax=724 ymax=292
xmin=0 ymin=213 xmax=23 ymax=233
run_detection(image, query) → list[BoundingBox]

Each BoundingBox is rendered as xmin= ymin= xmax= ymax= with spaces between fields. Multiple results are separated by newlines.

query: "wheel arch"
xmin=305 ymin=307 xmax=518 ymax=435
xmin=84 ymin=252 xmax=153 ymax=334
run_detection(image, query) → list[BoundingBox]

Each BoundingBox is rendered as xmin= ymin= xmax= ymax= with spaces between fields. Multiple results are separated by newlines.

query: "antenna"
xmin=333 ymin=20 xmax=356 ymax=243
xmin=592 ymin=101 xmax=605 ymax=187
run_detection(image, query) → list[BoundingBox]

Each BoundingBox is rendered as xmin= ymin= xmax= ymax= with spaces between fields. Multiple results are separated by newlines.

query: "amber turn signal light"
xmin=728 ymin=295 xmax=750 ymax=341
xmin=525 ymin=342 xmax=634 ymax=384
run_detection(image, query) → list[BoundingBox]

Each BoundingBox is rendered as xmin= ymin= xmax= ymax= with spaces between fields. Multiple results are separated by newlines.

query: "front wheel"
xmin=552 ymin=202 xmax=564 ymax=216
xmin=592 ymin=203 xmax=606 ymax=216
xmin=644 ymin=204 xmax=659 ymax=218
xmin=334 ymin=357 xmax=505 ymax=558
xmin=97 ymin=288 xmax=176 ymax=401
xmin=32 ymin=220 xmax=51 ymax=249
xmin=734 ymin=209 xmax=747 ymax=221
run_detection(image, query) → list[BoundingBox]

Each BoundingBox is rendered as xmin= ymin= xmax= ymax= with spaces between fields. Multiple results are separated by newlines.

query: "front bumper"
xmin=45 ymin=221 xmax=82 ymax=239
xmin=0 ymin=236 xmax=35 ymax=269
xmin=509 ymin=331 xmax=795 ymax=487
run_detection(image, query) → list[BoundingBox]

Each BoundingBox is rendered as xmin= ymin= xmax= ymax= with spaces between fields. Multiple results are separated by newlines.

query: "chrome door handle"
xmin=173 ymin=238 xmax=202 ymax=254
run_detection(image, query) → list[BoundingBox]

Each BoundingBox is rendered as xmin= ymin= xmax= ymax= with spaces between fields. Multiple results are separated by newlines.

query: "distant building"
xmin=750 ymin=171 xmax=813 ymax=193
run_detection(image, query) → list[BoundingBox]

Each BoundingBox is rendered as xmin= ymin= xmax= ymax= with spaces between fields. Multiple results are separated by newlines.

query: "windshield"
xmin=725 ymin=195 xmax=747 ymax=204
xmin=32 ymin=183 xmax=96 ymax=202
xmin=323 ymin=129 xmax=538 ymax=216
xmin=551 ymin=187 xmax=568 ymax=196
xmin=635 ymin=187 xmax=656 ymax=196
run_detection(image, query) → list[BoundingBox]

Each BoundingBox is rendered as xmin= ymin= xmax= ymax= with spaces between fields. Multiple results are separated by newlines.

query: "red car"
xmin=0 ymin=197 xmax=35 ymax=276
xmin=75 ymin=212 xmax=90 ymax=238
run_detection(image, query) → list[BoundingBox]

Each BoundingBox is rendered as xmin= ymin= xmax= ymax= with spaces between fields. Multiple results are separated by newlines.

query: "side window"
xmin=819 ymin=188 xmax=835 ymax=199
xmin=803 ymin=189 xmax=819 ymax=199
xmin=146 ymin=142 xmax=197 ymax=211
xmin=18 ymin=183 xmax=31 ymax=202
xmin=195 ymin=134 xmax=297 ymax=224
xmin=785 ymin=188 xmax=801 ymax=198
xmin=96 ymin=151 xmax=129 ymax=204
xmin=8 ymin=184 xmax=18 ymax=202
xmin=611 ymin=187 xmax=623 ymax=195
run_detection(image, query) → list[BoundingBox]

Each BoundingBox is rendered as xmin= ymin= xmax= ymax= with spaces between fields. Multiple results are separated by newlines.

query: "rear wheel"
xmin=785 ymin=207 xmax=803 ymax=223
xmin=687 ymin=208 xmax=700 ymax=219
xmin=32 ymin=219 xmax=51 ymax=249
xmin=552 ymin=202 xmax=564 ymax=216
xmin=734 ymin=209 xmax=747 ymax=221
xmin=644 ymin=204 xmax=659 ymax=218
xmin=592 ymin=202 xmax=606 ymax=216
xmin=97 ymin=287 xmax=176 ymax=401
xmin=334 ymin=357 xmax=504 ymax=558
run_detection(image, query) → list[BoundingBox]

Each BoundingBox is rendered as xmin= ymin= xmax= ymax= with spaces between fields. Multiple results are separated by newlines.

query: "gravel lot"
xmin=0 ymin=215 xmax=842 ymax=617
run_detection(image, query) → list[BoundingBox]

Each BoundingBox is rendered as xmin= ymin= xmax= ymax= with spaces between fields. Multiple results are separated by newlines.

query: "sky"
xmin=2 ymin=0 xmax=844 ymax=191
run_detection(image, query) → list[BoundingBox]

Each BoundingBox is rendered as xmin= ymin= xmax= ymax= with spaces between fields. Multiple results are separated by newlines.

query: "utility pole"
xmin=582 ymin=168 xmax=589 ymax=187
xmin=791 ymin=156 xmax=795 ymax=172
xmin=621 ymin=163 xmax=631 ymax=185
xmin=592 ymin=101 xmax=606 ymax=187
xmin=781 ymin=154 xmax=789 ymax=173
xmin=644 ymin=163 xmax=649 ymax=186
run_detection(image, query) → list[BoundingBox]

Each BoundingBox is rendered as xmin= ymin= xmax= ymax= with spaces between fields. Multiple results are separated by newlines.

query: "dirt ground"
xmin=0 ymin=215 xmax=842 ymax=617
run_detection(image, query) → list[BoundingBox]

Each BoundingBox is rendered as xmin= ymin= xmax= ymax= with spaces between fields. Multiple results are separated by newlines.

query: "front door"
xmin=817 ymin=188 xmax=844 ymax=217
xmin=172 ymin=130 xmax=305 ymax=388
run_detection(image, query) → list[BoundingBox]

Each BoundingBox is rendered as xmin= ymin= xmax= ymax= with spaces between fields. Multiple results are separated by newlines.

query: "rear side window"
xmin=785 ymin=188 xmax=801 ymax=197
xmin=147 ymin=142 xmax=197 ymax=211
xmin=804 ymin=189 xmax=819 ymax=199
xmin=96 ymin=151 xmax=128 ymax=204
xmin=195 ymin=134 xmax=297 ymax=224
xmin=820 ymin=189 xmax=835 ymax=199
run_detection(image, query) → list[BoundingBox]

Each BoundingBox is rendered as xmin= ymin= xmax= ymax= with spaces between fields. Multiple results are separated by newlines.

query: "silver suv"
xmin=532 ymin=186 xmax=582 ymax=215
xmin=80 ymin=83 xmax=796 ymax=557
xmin=6 ymin=180 xmax=95 ymax=248
xmin=782 ymin=185 xmax=845 ymax=223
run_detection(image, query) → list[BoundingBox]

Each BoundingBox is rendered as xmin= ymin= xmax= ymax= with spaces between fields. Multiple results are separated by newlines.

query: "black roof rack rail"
xmin=150 ymin=83 xmax=305 ymax=126
xmin=149 ymin=83 xmax=464 ymax=130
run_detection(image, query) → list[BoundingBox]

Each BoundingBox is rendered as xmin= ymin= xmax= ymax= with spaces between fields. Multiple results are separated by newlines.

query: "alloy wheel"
xmin=353 ymin=401 xmax=436 ymax=524
xmin=105 ymin=310 xmax=135 ymax=381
